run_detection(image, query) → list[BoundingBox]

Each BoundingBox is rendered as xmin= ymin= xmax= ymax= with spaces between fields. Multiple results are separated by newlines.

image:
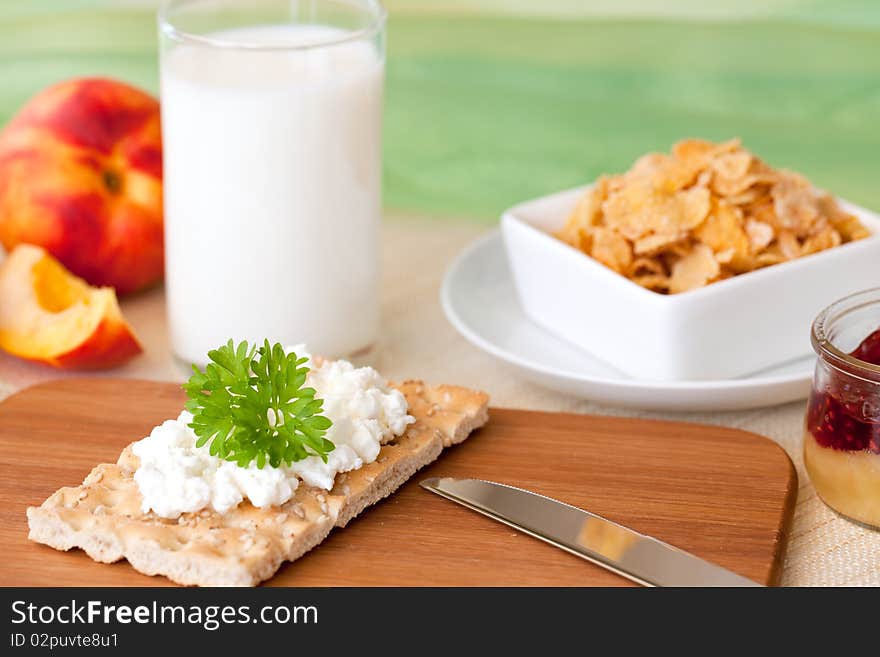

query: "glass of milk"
xmin=159 ymin=0 xmax=385 ymax=366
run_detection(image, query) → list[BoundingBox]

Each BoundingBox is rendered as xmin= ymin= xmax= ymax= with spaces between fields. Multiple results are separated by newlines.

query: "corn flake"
xmin=631 ymin=274 xmax=670 ymax=292
xmin=802 ymin=226 xmax=842 ymax=256
xmin=590 ymin=227 xmax=633 ymax=274
xmin=630 ymin=256 xmax=667 ymax=277
xmin=693 ymin=202 xmax=751 ymax=271
xmin=744 ymin=218 xmax=774 ymax=253
xmin=633 ymin=231 xmax=688 ymax=256
xmin=669 ymin=244 xmax=720 ymax=294
xmin=771 ymin=178 xmax=817 ymax=234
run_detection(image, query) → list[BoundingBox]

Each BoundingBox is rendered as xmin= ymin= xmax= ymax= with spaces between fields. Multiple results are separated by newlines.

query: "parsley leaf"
xmin=183 ymin=340 xmax=334 ymax=469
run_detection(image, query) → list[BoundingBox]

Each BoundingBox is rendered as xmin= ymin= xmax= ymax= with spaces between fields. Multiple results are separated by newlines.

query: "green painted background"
xmin=1 ymin=1 xmax=877 ymax=220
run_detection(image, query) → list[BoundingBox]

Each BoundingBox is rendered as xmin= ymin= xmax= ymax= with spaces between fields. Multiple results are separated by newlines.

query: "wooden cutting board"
xmin=0 ymin=379 xmax=797 ymax=587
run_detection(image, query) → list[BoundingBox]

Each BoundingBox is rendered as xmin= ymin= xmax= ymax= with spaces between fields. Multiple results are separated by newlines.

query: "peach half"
xmin=0 ymin=244 xmax=142 ymax=369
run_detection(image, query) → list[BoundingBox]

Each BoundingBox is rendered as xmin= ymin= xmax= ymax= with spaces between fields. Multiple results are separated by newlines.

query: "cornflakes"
xmin=601 ymin=182 xmax=710 ymax=241
xmin=744 ymin=218 xmax=774 ymax=253
xmin=693 ymin=202 xmax=751 ymax=271
xmin=669 ymin=244 xmax=720 ymax=294
xmin=555 ymin=138 xmax=870 ymax=293
xmin=771 ymin=172 xmax=820 ymax=235
xmin=633 ymin=231 xmax=687 ymax=256
xmin=590 ymin=227 xmax=632 ymax=274
xmin=630 ymin=256 xmax=666 ymax=276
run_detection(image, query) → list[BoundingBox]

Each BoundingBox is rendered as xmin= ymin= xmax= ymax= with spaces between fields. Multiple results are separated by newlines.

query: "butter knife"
xmin=420 ymin=477 xmax=761 ymax=587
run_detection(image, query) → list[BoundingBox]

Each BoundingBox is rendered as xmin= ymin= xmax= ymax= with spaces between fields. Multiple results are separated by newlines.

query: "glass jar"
xmin=804 ymin=288 xmax=880 ymax=529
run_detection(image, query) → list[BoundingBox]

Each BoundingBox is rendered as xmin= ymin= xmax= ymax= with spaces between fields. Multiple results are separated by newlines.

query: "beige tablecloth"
xmin=1 ymin=216 xmax=877 ymax=586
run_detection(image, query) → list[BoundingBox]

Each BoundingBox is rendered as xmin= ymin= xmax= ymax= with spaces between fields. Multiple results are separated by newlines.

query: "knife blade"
xmin=420 ymin=477 xmax=761 ymax=587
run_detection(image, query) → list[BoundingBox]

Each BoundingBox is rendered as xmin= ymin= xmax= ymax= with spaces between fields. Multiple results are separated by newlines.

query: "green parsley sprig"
xmin=183 ymin=340 xmax=334 ymax=469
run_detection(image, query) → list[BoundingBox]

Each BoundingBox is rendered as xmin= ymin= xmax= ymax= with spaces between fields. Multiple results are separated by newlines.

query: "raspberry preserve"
xmin=805 ymin=289 xmax=880 ymax=529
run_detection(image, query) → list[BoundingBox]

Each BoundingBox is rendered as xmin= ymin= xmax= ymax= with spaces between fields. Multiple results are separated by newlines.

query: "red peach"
xmin=0 ymin=77 xmax=163 ymax=295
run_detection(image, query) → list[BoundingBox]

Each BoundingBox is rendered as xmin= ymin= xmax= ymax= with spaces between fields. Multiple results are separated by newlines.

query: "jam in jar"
xmin=805 ymin=289 xmax=880 ymax=528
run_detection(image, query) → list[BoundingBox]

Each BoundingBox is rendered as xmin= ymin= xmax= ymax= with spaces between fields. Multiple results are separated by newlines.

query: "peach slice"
xmin=0 ymin=244 xmax=142 ymax=369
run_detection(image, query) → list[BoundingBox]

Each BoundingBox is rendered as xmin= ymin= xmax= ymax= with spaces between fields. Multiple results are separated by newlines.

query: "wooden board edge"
xmin=765 ymin=454 xmax=799 ymax=587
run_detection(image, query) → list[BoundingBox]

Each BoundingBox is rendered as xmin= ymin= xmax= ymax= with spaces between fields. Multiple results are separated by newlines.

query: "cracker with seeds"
xmin=27 ymin=380 xmax=489 ymax=586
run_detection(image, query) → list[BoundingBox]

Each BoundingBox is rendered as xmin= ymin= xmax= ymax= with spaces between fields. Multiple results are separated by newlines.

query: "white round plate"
xmin=441 ymin=231 xmax=813 ymax=412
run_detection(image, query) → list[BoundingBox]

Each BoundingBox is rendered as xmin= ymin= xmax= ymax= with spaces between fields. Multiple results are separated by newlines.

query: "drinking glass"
xmin=159 ymin=0 xmax=386 ymax=366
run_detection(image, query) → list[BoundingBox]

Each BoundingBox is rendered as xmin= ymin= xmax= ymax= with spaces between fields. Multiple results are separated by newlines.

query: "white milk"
xmin=161 ymin=25 xmax=383 ymax=365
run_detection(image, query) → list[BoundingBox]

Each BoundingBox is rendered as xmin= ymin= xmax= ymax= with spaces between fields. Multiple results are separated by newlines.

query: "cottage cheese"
xmin=132 ymin=353 xmax=414 ymax=519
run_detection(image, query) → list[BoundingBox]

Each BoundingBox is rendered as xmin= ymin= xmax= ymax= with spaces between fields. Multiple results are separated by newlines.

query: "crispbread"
xmin=26 ymin=380 xmax=489 ymax=586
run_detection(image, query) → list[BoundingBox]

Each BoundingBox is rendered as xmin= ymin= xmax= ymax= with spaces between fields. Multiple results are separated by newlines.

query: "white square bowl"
xmin=501 ymin=186 xmax=880 ymax=381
